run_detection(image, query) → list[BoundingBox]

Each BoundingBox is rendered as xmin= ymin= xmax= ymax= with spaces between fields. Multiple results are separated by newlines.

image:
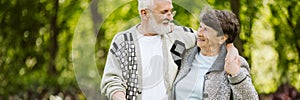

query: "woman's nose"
xmin=197 ymin=28 xmax=203 ymax=36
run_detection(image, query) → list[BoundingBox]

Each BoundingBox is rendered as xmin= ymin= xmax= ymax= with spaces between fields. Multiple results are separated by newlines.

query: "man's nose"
xmin=166 ymin=13 xmax=173 ymax=21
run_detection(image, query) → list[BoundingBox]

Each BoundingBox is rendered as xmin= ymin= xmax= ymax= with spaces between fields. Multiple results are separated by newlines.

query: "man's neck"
xmin=137 ymin=24 xmax=158 ymax=36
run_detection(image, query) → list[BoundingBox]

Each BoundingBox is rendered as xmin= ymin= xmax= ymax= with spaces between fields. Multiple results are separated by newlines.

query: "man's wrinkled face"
xmin=148 ymin=0 xmax=174 ymax=35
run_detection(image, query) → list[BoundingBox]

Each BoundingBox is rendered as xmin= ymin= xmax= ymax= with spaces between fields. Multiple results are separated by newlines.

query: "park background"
xmin=0 ymin=0 xmax=300 ymax=99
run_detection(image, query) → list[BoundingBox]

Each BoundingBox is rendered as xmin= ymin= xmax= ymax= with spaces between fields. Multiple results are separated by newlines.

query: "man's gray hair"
xmin=138 ymin=0 xmax=154 ymax=11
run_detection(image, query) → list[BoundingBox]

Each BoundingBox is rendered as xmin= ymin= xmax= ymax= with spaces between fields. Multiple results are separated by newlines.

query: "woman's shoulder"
xmin=184 ymin=47 xmax=198 ymax=58
xmin=180 ymin=47 xmax=198 ymax=69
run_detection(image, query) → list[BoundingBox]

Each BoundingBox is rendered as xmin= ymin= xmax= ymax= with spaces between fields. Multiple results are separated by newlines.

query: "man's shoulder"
xmin=108 ymin=25 xmax=137 ymax=55
xmin=112 ymin=25 xmax=137 ymax=41
xmin=170 ymin=25 xmax=196 ymax=41
xmin=173 ymin=25 xmax=196 ymax=34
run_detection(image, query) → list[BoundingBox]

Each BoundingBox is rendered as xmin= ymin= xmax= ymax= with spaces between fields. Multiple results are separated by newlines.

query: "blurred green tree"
xmin=0 ymin=0 xmax=300 ymax=99
xmin=0 ymin=0 xmax=89 ymax=99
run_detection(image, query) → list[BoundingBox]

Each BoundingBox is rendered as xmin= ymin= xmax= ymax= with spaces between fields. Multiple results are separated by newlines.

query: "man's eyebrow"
xmin=160 ymin=9 xmax=172 ymax=13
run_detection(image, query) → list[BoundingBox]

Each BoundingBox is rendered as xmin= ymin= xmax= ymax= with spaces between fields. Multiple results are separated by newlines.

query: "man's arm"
xmin=101 ymin=37 xmax=127 ymax=100
xmin=224 ymin=44 xmax=258 ymax=99
xmin=227 ymin=57 xmax=259 ymax=100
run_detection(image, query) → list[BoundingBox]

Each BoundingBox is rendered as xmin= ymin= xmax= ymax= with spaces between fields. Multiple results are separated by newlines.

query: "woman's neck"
xmin=200 ymin=46 xmax=220 ymax=56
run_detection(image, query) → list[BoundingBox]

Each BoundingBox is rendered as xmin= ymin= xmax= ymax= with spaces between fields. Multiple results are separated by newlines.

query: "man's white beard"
xmin=148 ymin=14 xmax=172 ymax=35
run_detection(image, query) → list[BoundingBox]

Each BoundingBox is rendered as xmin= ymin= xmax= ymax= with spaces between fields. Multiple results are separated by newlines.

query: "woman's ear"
xmin=224 ymin=34 xmax=229 ymax=41
xmin=219 ymin=34 xmax=228 ymax=44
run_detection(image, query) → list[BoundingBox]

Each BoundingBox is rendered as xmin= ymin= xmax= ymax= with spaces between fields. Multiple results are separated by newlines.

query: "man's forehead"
xmin=154 ymin=0 xmax=172 ymax=4
xmin=154 ymin=0 xmax=172 ymax=2
xmin=153 ymin=0 xmax=173 ymax=10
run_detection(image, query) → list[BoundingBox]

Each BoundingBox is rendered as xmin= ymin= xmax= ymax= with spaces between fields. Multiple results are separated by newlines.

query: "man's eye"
xmin=161 ymin=10 xmax=171 ymax=14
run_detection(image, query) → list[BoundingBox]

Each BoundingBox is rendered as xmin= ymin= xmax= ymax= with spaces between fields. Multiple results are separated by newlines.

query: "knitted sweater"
xmin=101 ymin=24 xmax=196 ymax=100
xmin=172 ymin=45 xmax=259 ymax=100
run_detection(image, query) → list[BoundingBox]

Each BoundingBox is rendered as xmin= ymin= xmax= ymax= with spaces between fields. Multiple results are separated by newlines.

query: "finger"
xmin=234 ymin=56 xmax=238 ymax=62
xmin=224 ymin=63 xmax=228 ymax=70
xmin=225 ymin=54 xmax=233 ymax=62
xmin=225 ymin=58 xmax=230 ymax=64
xmin=235 ymin=57 xmax=241 ymax=66
xmin=225 ymin=55 xmax=231 ymax=61
xmin=233 ymin=49 xmax=239 ymax=60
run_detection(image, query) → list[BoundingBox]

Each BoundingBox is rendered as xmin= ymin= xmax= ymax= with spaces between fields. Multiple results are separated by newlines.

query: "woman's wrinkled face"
xmin=197 ymin=22 xmax=224 ymax=49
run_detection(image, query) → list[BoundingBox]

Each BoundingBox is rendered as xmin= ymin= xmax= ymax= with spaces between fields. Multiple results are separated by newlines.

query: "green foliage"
xmin=0 ymin=0 xmax=89 ymax=99
xmin=268 ymin=0 xmax=300 ymax=89
xmin=1 ymin=0 xmax=300 ymax=99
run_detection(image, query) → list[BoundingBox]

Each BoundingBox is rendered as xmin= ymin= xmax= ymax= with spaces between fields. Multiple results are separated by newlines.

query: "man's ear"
xmin=141 ymin=10 xmax=146 ymax=16
xmin=141 ymin=10 xmax=149 ymax=17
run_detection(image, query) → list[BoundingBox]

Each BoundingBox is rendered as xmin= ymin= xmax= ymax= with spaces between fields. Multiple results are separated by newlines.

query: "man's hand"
xmin=225 ymin=43 xmax=239 ymax=61
xmin=225 ymin=43 xmax=241 ymax=76
xmin=112 ymin=91 xmax=126 ymax=100
xmin=224 ymin=55 xmax=241 ymax=76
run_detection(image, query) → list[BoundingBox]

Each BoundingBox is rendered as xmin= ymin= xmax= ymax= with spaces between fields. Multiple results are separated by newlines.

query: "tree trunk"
xmin=49 ymin=0 xmax=59 ymax=75
xmin=90 ymin=0 xmax=102 ymax=36
xmin=287 ymin=3 xmax=300 ymax=61
xmin=230 ymin=0 xmax=244 ymax=56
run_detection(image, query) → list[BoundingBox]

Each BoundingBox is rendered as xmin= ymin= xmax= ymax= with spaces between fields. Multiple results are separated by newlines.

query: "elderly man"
xmin=100 ymin=0 xmax=239 ymax=100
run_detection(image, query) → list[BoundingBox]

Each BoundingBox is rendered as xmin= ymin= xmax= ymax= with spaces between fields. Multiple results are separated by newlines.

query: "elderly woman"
xmin=172 ymin=10 xmax=259 ymax=100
